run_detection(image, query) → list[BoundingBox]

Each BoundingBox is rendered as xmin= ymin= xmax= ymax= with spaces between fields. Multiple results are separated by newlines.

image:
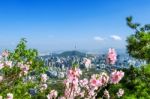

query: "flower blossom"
xmin=0 ymin=62 xmax=4 ymax=69
xmin=41 ymin=74 xmax=48 ymax=82
xmin=0 ymin=76 xmax=3 ymax=82
xmin=2 ymin=50 xmax=9 ymax=57
xmin=90 ymin=77 xmax=99 ymax=87
xmin=110 ymin=70 xmax=124 ymax=84
xmin=107 ymin=48 xmax=117 ymax=64
xmin=57 ymin=68 xmax=124 ymax=98
xmin=6 ymin=93 xmax=13 ymax=99
xmin=40 ymin=84 xmax=48 ymax=92
xmin=117 ymin=88 xmax=124 ymax=97
xmin=47 ymin=90 xmax=58 ymax=99
xmin=20 ymin=64 xmax=30 ymax=75
xmin=17 ymin=62 xmax=24 ymax=67
xmin=5 ymin=61 xmax=13 ymax=68
xmin=66 ymin=68 xmax=82 ymax=85
xmin=100 ymin=72 xmax=109 ymax=85
xmin=79 ymin=78 xmax=88 ymax=87
xmin=63 ymin=68 xmax=82 ymax=98
xmin=90 ymin=73 xmax=109 ymax=88
xmin=64 ymin=88 xmax=71 ymax=98
xmin=67 ymin=68 xmax=82 ymax=78
xmin=103 ymin=90 xmax=110 ymax=99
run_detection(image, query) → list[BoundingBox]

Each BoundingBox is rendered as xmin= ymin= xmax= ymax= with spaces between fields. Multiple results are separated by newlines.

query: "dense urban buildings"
xmin=39 ymin=50 xmax=146 ymax=78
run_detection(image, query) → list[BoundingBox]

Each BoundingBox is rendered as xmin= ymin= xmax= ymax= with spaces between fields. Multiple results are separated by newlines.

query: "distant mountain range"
xmin=40 ymin=48 xmax=127 ymax=58
xmin=59 ymin=50 xmax=86 ymax=57
xmin=41 ymin=50 xmax=86 ymax=58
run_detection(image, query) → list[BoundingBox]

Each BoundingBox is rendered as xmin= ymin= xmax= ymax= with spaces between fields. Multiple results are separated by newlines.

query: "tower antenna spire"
xmin=75 ymin=44 xmax=76 ymax=50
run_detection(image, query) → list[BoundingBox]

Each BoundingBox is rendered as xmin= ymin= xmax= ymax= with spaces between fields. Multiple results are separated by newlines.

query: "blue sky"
xmin=0 ymin=0 xmax=150 ymax=53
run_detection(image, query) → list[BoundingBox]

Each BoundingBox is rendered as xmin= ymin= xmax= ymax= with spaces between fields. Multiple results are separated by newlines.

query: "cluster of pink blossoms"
xmin=2 ymin=50 xmax=9 ymax=57
xmin=117 ymin=88 xmax=124 ymax=98
xmin=0 ymin=51 xmax=31 ymax=99
xmin=107 ymin=48 xmax=117 ymax=64
xmin=18 ymin=62 xmax=30 ymax=76
xmin=6 ymin=93 xmax=13 ymax=99
xmin=0 ymin=93 xmax=13 ymax=99
xmin=47 ymin=67 xmax=124 ymax=99
xmin=110 ymin=70 xmax=124 ymax=84
xmin=40 ymin=83 xmax=48 ymax=92
xmin=41 ymin=74 xmax=48 ymax=83
xmin=0 ymin=50 xmax=13 ymax=69
xmin=0 ymin=76 xmax=3 ymax=82
xmin=0 ymin=51 xmax=13 ymax=84
xmin=0 ymin=51 xmax=31 ymax=76
xmin=47 ymin=90 xmax=58 ymax=99
xmin=40 ymin=74 xmax=48 ymax=92
xmin=0 ymin=61 xmax=13 ymax=69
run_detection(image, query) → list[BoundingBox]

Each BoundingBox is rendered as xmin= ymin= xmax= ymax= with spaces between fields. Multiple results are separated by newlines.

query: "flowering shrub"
xmin=47 ymin=67 xmax=124 ymax=99
xmin=0 ymin=39 xmax=48 ymax=99
xmin=107 ymin=48 xmax=117 ymax=65
xmin=110 ymin=70 xmax=124 ymax=84
xmin=114 ymin=65 xmax=150 ymax=98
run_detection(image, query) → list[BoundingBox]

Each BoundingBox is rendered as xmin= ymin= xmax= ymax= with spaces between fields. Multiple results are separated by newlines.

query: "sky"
xmin=0 ymin=0 xmax=150 ymax=53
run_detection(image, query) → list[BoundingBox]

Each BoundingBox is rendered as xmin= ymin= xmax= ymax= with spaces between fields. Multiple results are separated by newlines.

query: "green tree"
xmin=0 ymin=38 xmax=48 ymax=99
xmin=126 ymin=16 xmax=150 ymax=62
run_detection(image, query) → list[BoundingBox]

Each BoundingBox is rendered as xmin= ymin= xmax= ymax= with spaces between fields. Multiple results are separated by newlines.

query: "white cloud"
xmin=94 ymin=36 xmax=104 ymax=41
xmin=110 ymin=35 xmax=122 ymax=41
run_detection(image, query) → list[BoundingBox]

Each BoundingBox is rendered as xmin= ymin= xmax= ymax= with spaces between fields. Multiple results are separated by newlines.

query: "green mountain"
xmin=59 ymin=50 xmax=86 ymax=57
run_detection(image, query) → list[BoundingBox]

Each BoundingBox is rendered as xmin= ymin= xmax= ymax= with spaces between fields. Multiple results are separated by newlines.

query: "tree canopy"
xmin=126 ymin=16 xmax=150 ymax=62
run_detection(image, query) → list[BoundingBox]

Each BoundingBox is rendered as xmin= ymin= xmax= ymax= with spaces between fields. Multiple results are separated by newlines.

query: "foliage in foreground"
xmin=107 ymin=65 xmax=150 ymax=99
xmin=0 ymin=38 xmax=49 ymax=99
xmin=126 ymin=16 xmax=150 ymax=62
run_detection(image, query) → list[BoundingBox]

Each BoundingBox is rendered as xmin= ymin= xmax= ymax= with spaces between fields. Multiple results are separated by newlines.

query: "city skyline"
xmin=0 ymin=0 xmax=150 ymax=52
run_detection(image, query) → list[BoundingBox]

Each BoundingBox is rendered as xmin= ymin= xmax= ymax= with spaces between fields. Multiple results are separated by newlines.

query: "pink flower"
xmin=0 ymin=96 xmax=2 ymax=99
xmin=110 ymin=70 xmax=124 ymax=84
xmin=6 ymin=93 xmax=13 ymax=99
xmin=90 ymin=78 xmax=99 ymax=87
xmin=117 ymin=88 xmax=124 ymax=97
xmin=103 ymin=90 xmax=110 ymax=99
xmin=80 ymin=78 xmax=88 ymax=87
xmin=17 ymin=62 xmax=24 ymax=67
xmin=90 ymin=74 xmax=101 ymax=87
xmin=64 ymin=68 xmax=83 ymax=98
xmin=107 ymin=48 xmax=117 ymax=64
xmin=74 ymin=86 xmax=81 ymax=95
xmin=64 ymin=79 xmax=70 ymax=88
xmin=67 ymin=68 xmax=82 ymax=78
xmin=75 ymin=68 xmax=82 ymax=76
xmin=40 ymin=84 xmax=48 ymax=91
xmin=0 ymin=62 xmax=4 ymax=69
xmin=41 ymin=74 xmax=48 ymax=82
xmin=20 ymin=64 xmax=29 ymax=75
xmin=2 ymin=50 xmax=9 ymax=57
xmin=47 ymin=90 xmax=58 ymax=99
xmin=64 ymin=88 xmax=71 ymax=97
xmin=88 ymin=90 xmax=95 ymax=97
xmin=66 ymin=68 xmax=81 ymax=87
xmin=100 ymin=72 xmax=109 ymax=85
xmin=72 ymin=77 xmax=79 ymax=85
xmin=79 ymin=91 xmax=85 ymax=98
xmin=0 ymin=76 xmax=3 ymax=82
xmin=5 ymin=61 xmax=12 ymax=68
xmin=90 ymin=79 xmax=97 ymax=86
